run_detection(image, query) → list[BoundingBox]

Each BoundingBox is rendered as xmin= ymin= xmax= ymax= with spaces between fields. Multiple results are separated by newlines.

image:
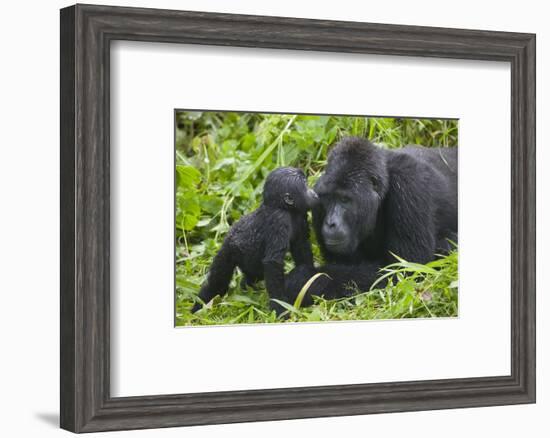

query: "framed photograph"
xmin=60 ymin=4 xmax=536 ymax=433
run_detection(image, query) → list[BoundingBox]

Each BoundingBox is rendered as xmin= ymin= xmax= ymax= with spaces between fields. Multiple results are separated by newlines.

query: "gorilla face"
xmin=315 ymin=180 xmax=382 ymax=254
xmin=314 ymin=138 xmax=388 ymax=255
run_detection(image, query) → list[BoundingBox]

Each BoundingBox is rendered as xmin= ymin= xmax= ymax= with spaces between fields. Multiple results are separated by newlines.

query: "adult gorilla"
xmin=285 ymin=136 xmax=457 ymax=300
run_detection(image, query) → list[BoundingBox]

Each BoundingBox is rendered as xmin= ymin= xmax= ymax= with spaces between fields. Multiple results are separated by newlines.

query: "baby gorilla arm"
xmin=263 ymin=261 xmax=286 ymax=304
xmin=290 ymin=221 xmax=314 ymax=267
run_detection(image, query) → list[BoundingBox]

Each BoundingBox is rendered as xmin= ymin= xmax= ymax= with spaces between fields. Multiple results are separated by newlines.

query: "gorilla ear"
xmin=283 ymin=193 xmax=295 ymax=206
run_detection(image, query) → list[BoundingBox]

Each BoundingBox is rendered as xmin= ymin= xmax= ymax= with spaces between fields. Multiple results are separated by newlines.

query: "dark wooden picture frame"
xmin=60 ymin=4 xmax=536 ymax=433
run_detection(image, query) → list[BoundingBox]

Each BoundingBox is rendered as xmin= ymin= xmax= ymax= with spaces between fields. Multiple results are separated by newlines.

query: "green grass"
xmin=175 ymin=112 xmax=458 ymax=326
xmin=177 ymin=249 xmax=458 ymax=326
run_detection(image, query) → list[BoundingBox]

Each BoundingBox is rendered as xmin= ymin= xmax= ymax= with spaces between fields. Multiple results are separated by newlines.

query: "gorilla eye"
xmin=283 ymin=193 xmax=295 ymax=206
xmin=370 ymin=176 xmax=378 ymax=188
xmin=339 ymin=195 xmax=352 ymax=204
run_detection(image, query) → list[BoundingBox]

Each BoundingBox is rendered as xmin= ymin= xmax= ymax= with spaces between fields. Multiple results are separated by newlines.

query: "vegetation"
xmin=175 ymin=112 xmax=458 ymax=326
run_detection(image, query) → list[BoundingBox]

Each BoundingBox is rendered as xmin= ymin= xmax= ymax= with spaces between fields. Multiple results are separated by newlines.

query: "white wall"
xmin=0 ymin=0 xmax=546 ymax=437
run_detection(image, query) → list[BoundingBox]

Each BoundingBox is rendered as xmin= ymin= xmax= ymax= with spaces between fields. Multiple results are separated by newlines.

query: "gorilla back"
xmin=294 ymin=137 xmax=457 ymax=299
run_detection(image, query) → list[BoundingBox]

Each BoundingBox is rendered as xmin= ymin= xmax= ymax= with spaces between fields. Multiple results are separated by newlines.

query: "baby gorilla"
xmin=192 ymin=167 xmax=318 ymax=314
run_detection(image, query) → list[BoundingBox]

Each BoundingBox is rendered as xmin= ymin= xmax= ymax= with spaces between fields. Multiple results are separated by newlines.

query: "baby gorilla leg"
xmin=192 ymin=243 xmax=236 ymax=312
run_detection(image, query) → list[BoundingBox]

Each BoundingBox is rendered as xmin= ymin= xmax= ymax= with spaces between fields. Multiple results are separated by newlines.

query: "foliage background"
xmin=175 ymin=112 xmax=458 ymax=326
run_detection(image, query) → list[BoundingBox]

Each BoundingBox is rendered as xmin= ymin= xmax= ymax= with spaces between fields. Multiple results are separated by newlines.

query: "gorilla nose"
xmin=322 ymin=221 xmax=345 ymax=242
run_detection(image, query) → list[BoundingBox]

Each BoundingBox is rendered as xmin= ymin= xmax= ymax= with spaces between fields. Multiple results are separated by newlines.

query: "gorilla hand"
xmin=285 ymin=261 xmax=384 ymax=304
xmin=284 ymin=264 xmax=334 ymax=306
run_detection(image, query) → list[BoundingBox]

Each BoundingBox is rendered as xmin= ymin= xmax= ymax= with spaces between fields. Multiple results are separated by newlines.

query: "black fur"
xmin=193 ymin=167 xmax=318 ymax=314
xmin=285 ymin=137 xmax=458 ymax=302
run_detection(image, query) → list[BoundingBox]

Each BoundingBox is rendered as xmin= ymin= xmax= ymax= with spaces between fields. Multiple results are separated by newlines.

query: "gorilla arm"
xmin=289 ymin=217 xmax=314 ymax=268
xmin=285 ymin=260 xmax=383 ymax=302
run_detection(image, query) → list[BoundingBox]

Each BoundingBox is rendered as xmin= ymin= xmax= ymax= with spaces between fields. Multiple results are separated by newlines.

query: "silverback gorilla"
xmin=193 ymin=167 xmax=319 ymax=314
xmin=285 ymin=136 xmax=458 ymax=301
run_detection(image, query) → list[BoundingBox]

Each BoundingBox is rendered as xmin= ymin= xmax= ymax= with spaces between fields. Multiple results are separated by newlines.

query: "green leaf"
xmin=232 ymin=295 xmax=260 ymax=305
xmin=270 ymin=299 xmax=299 ymax=315
xmin=176 ymin=165 xmax=201 ymax=188
xmin=293 ymin=272 xmax=331 ymax=309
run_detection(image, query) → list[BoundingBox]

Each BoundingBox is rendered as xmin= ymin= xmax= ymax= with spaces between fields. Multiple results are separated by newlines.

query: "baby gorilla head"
xmin=263 ymin=167 xmax=318 ymax=211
